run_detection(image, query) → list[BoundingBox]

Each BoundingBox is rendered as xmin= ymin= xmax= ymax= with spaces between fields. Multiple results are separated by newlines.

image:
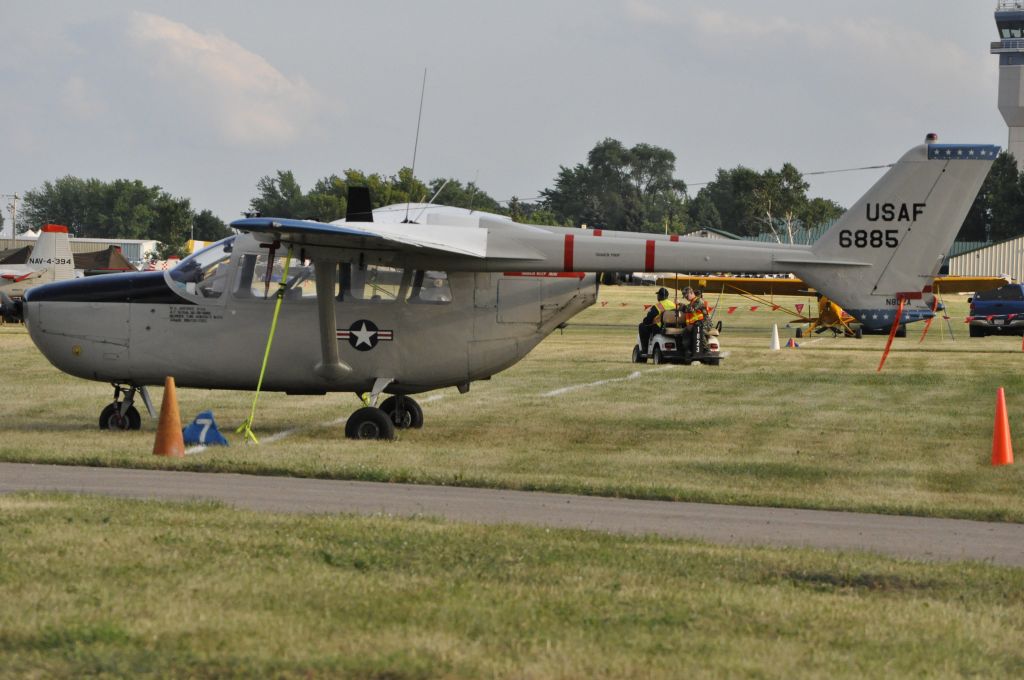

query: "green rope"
xmin=237 ymin=246 xmax=293 ymax=444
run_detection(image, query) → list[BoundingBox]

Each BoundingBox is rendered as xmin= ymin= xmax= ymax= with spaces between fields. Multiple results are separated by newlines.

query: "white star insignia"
xmin=350 ymin=322 xmax=377 ymax=347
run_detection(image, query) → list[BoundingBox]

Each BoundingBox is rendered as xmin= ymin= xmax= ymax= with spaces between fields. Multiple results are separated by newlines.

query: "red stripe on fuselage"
xmin=670 ymin=235 xmax=679 ymax=242
xmin=564 ymin=234 xmax=575 ymax=272
xmin=593 ymin=229 xmax=602 ymax=236
xmin=645 ymin=240 xmax=655 ymax=272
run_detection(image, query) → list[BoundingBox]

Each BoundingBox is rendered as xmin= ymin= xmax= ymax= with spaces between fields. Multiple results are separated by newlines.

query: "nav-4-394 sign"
xmin=336 ymin=320 xmax=393 ymax=351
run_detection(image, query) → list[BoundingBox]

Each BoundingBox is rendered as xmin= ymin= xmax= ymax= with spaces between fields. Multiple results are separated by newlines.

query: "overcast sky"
xmin=0 ymin=0 xmax=1009 ymax=235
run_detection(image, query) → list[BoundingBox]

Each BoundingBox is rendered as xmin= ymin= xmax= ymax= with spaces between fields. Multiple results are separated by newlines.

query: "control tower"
xmin=994 ymin=0 xmax=1024 ymax=168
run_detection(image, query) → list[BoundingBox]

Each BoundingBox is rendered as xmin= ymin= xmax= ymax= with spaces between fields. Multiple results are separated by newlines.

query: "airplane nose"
xmin=24 ymin=270 xmax=177 ymax=305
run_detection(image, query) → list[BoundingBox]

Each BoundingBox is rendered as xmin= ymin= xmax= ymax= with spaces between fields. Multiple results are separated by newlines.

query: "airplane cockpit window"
xmin=408 ymin=270 xmax=452 ymax=304
xmin=339 ymin=263 xmax=407 ymax=302
xmin=169 ymin=237 xmax=235 ymax=299
xmin=233 ymin=252 xmax=316 ymax=300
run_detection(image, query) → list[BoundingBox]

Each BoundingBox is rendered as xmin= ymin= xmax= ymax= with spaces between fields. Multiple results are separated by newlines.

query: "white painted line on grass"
xmin=541 ymin=366 xmax=675 ymax=398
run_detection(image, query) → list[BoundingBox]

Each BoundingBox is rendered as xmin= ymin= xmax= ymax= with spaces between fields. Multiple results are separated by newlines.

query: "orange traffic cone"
xmin=153 ymin=376 xmax=185 ymax=458
xmin=992 ymin=387 xmax=1014 ymax=467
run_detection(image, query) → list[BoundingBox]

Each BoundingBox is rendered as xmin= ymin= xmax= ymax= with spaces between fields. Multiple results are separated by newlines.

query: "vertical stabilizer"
xmin=788 ymin=139 xmax=997 ymax=329
xmin=27 ymin=224 xmax=75 ymax=282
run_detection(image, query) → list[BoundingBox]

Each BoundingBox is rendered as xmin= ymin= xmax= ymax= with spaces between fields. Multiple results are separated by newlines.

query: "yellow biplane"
xmin=657 ymin=274 xmax=1008 ymax=338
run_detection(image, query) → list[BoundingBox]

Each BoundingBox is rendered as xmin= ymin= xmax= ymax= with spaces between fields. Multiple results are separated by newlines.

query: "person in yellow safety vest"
xmin=637 ymin=287 xmax=677 ymax=358
xmin=681 ymin=286 xmax=709 ymax=355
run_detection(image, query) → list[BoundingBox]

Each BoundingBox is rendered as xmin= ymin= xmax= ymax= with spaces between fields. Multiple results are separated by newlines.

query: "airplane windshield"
xmin=169 ymin=237 xmax=235 ymax=298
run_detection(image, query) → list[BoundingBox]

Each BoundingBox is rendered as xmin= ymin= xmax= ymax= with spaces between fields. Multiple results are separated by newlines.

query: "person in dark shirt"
xmin=638 ymin=287 xmax=676 ymax=358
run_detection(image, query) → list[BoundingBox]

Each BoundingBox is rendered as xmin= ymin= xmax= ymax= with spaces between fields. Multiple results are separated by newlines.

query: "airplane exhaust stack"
xmin=770 ymin=324 xmax=780 ymax=351
xmin=992 ymin=387 xmax=1014 ymax=467
xmin=153 ymin=376 xmax=186 ymax=458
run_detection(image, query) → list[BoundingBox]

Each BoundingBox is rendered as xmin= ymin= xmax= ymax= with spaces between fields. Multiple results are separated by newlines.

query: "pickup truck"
xmin=968 ymin=284 xmax=1024 ymax=337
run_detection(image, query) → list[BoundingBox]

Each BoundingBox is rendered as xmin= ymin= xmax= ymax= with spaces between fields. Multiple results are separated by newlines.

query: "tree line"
xmin=959 ymin=152 xmax=1024 ymax=242
xmin=19 ymin=140 xmax=1024 ymax=256
xmin=17 ymin=177 xmax=231 ymax=258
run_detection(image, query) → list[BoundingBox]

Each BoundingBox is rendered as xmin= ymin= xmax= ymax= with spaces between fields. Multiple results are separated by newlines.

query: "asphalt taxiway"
xmin=2 ymin=462 xmax=1022 ymax=567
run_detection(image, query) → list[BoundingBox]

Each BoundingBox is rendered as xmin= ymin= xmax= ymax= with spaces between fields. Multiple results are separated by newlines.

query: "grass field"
xmin=2 ymin=286 xmax=1024 ymax=521
xmin=2 ymin=493 xmax=1023 ymax=678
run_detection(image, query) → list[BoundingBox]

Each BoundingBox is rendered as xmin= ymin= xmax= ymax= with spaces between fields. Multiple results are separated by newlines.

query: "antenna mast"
xmin=405 ymin=68 xmax=428 ymax=222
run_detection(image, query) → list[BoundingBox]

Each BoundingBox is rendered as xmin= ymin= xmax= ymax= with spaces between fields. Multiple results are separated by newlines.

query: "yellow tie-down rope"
xmin=237 ymin=246 xmax=293 ymax=444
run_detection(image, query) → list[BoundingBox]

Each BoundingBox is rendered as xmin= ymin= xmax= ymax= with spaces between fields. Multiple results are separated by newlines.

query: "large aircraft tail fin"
xmin=786 ymin=137 xmax=998 ymax=329
xmin=27 ymin=224 xmax=74 ymax=283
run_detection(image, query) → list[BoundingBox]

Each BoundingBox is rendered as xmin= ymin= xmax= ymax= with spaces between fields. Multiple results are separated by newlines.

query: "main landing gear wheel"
xmin=345 ymin=407 xmax=396 ymax=440
xmin=379 ymin=396 xmax=424 ymax=429
xmin=99 ymin=403 xmax=142 ymax=431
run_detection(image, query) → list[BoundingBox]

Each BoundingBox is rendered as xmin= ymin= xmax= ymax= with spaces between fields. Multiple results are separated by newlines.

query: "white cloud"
xmin=623 ymin=0 xmax=675 ymax=25
xmin=128 ymin=12 xmax=320 ymax=147
xmin=623 ymin=4 xmax=988 ymax=94
xmin=691 ymin=9 xmax=807 ymax=41
xmin=61 ymin=76 xmax=107 ymax=119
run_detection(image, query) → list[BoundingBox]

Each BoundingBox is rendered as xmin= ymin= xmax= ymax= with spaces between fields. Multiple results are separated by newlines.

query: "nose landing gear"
xmin=98 ymin=384 xmax=154 ymax=431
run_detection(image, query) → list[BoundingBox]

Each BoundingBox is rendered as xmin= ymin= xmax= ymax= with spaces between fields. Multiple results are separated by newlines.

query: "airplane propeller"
xmin=0 ymin=291 xmax=22 ymax=323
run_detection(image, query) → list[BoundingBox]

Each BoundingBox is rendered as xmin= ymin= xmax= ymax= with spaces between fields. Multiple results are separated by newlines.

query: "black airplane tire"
xmin=855 ymin=328 xmax=863 ymax=339
xmin=379 ymin=396 xmax=424 ymax=429
xmin=652 ymin=347 xmax=664 ymax=365
xmin=99 ymin=403 xmax=142 ymax=431
xmin=345 ymin=407 xmax=396 ymax=440
xmin=795 ymin=328 xmax=804 ymax=338
xmin=895 ymin=324 xmax=907 ymax=338
xmin=631 ymin=345 xmax=646 ymax=364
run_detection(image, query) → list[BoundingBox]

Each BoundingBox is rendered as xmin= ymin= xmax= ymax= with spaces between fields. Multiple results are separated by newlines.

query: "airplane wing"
xmin=658 ymin=275 xmax=809 ymax=297
xmin=931 ymin=276 xmax=1009 ymax=294
xmin=232 ymin=217 xmax=490 ymax=259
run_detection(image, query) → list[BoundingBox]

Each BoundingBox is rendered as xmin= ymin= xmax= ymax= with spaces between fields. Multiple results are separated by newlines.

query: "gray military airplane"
xmin=5 ymin=136 xmax=996 ymax=438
